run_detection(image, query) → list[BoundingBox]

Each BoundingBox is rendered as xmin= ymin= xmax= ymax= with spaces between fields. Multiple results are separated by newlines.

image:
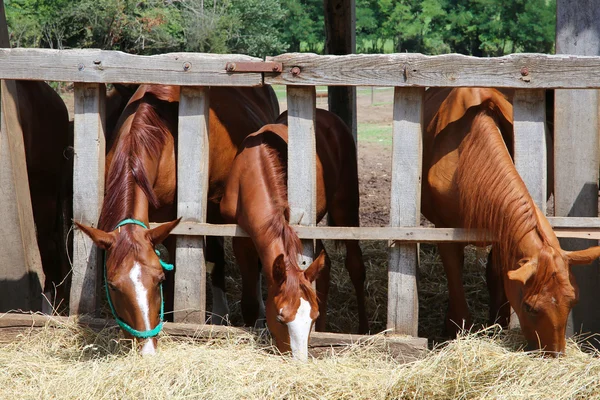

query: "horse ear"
xmin=565 ymin=246 xmax=600 ymax=266
xmin=75 ymin=222 xmax=115 ymax=250
xmin=304 ymin=250 xmax=326 ymax=283
xmin=147 ymin=218 xmax=181 ymax=245
xmin=507 ymin=258 xmax=537 ymax=285
xmin=272 ymin=254 xmax=287 ymax=286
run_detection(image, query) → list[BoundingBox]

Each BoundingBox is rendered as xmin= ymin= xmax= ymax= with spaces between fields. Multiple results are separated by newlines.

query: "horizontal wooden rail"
xmin=265 ymin=53 xmax=600 ymax=88
xmin=0 ymin=49 xmax=600 ymax=89
xmin=149 ymin=217 xmax=600 ymax=242
xmin=0 ymin=49 xmax=262 ymax=86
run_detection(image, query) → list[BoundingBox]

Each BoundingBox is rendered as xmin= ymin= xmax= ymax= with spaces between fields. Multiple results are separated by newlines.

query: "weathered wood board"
xmin=513 ymin=89 xmax=547 ymax=214
xmin=70 ymin=83 xmax=106 ymax=316
xmin=265 ymin=53 xmax=600 ymax=88
xmin=287 ymin=86 xmax=317 ymax=268
xmin=174 ymin=87 xmax=209 ymax=323
xmin=555 ymin=0 xmax=600 ymax=339
xmin=387 ymin=87 xmax=424 ymax=336
xmin=0 ymin=49 xmax=262 ymax=86
xmin=0 ymin=0 xmax=44 ymax=312
xmin=153 ymin=219 xmax=600 ymax=242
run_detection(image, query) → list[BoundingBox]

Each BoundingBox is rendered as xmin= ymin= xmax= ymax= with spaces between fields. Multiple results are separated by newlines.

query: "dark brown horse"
xmin=17 ymin=81 xmax=72 ymax=308
xmin=77 ymin=84 xmax=279 ymax=353
xmin=422 ymin=87 xmax=600 ymax=355
xmin=220 ymin=109 xmax=367 ymax=360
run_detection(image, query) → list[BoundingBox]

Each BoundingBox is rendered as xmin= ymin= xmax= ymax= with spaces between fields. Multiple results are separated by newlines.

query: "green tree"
xmin=226 ymin=0 xmax=288 ymax=57
xmin=279 ymin=0 xmax=324 ymax=53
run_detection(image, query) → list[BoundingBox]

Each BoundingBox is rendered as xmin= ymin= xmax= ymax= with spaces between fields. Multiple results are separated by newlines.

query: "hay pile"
xmin=0 ymin=320 xmax=599 ymax=399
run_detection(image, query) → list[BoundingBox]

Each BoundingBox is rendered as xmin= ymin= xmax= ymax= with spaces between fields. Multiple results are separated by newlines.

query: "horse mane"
xmin=256 ymin=138 xmax=303 ymax=264
xmin=455 ymin=103 xmax=545 ymax=273
xmin=98 ymin=92 xmax=174 ymax=232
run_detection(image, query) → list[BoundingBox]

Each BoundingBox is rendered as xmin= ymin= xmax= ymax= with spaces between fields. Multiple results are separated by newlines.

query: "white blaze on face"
xmin=129 ymin=262 xmax=156 ymax=355
xmin=140 ymin=339 xmax=156 ymax=356
xmin=287 ymin=298 xmax=312 ymax=362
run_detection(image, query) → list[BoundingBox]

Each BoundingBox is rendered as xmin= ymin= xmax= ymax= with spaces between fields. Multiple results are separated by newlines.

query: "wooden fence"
xmin=3 ymin=48 xmax=600 ymax=338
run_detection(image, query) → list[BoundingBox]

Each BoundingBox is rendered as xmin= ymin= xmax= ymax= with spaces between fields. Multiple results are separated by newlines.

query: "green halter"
xmin=104 ymin=218 xmax=174 ymax=339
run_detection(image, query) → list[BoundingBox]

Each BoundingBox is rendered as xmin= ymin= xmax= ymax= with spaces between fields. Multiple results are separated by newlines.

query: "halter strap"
xmin=104 ymin=218 xmax=173 ymax=339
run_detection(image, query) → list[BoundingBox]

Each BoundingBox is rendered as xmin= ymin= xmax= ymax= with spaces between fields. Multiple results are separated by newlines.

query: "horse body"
xmin=422 ymin=87 xmax=599 ymax=354
xmin=220 ymin=109 xmax=367 ymax=360
xmin=77 ymin=84 xmax=279 ymax=353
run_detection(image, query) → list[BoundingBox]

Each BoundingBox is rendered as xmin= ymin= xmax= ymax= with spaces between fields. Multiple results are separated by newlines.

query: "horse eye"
xmin=157 ymin=274 xmax=166 ymax=284
xmin=524 ymin=302 xmax=538 ymax=315
xmin=276 ymin=314 xmax=285 ymax=324
xmin=107 ymin=282 xmax=118 ymax=292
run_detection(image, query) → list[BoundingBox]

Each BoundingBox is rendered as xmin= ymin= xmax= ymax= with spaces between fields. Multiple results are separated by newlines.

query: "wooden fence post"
xmin=513 ymin=89 xmax=547 ymax=214
xmin=555 ymin=0 xmax=600 ymax=339
xmin=287 ymin=86 xmax=317 ymax=268
xmin=387 ymin=87 xmax=424 ymax=336
xmin=70 ymin=83 xmax=106 ymax=316
xmin=511 ymin=88 xmax=547 ymax=328
xmin=0 ymin=0 xmax=45 ymax=311
xmin=174 ymin=86 xmax=209 ymax=323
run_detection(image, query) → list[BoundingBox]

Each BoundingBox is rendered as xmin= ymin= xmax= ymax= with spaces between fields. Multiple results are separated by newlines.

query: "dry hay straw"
xmin=0 ymin=318 xmax=599 ymax=400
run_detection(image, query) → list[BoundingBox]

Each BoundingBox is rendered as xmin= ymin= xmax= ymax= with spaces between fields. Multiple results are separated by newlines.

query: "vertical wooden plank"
xmin=387 ymin=87 xmax=424 ymax=336
xmin=287 ymin=86 xmax=317 ymax=268
xmin=70 ymin=83 xmax=106 ymax=316
xmin=0 ymin=0 xmax=44 ymax=311
xmin=513 ymin=89 xmax=547 ymax=213
xmin=555 ymin=0 xmax=600 ymax=338
xmin=324 ymin=0 xmax=357 ymax=141
xmin=174 ymin=86 xmax=209 ymax=323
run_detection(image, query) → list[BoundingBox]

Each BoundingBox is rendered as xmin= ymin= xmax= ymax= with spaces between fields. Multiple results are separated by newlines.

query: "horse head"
xmin=76 ymin=218 xmax=180 ymax=355
xmin=505 ymin=243 xmax=600 ymax=355
xmin=265 ymin=251 xmax=326 ymax=361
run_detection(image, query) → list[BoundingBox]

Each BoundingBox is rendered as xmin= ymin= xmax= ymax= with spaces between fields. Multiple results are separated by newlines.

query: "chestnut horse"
xmin=422 ymin=87 xmax=600 ymax=355
xmin=17 ymin=81 xmax=72 ymax=308
xmin=220 ymin=109 xmax=367 ymax=360
xmin=77 ymin=84 xmax=279 ymax=354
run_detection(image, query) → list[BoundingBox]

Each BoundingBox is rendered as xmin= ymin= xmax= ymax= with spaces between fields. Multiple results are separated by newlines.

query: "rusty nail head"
xmin=520 ymin=67 xmax=529 ymax=76
xmin=77 ymin=63 xmax=85 ymax=71
xmin=291 ymin=66 xmax=301 ymax=76
xmin=272 ymin=64 xmax=281 ymax=72
xmin=183 ymin=62 xmax=192 ymax=71
xmin=225 ymin=62 xmax=236 ymax=72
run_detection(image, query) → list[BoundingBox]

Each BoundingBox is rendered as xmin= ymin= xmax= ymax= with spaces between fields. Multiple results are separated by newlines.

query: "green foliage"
xmin=4 ymin=0 xmax=556 ymax=56
xmin=280 ymin=0 xmax=324 ymax=53
xmin=226 ymin=0 xmax=288 ymax=58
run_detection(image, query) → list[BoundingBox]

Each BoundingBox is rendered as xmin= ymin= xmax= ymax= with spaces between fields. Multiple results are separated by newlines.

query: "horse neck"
xmin=238 ymin=146 xmax=302 ymax=281
xmin=457 ymin=110 xmax=543 ymax=270
xmin=98 ymin=110 xmax=164 ymax=231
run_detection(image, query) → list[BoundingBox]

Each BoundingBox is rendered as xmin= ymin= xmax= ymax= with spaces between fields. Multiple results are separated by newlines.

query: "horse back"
xmin=422 ymin=88 xmax=514 ymax=228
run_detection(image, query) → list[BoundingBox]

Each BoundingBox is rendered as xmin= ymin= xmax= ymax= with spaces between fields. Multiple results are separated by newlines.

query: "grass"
xmin=358 ymin=123 xmax=392 ymax=146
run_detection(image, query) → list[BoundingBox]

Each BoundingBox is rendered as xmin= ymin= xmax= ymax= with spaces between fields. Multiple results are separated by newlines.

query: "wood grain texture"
xmin=513 ymin=89 xmax=547 ymax=213
xmin=387 ymin=87 xmax=424 ymax=336
xmin=287 ymin=86 xmax=317 ymax=269
xmin=265 ymin=53 xmax=600 ymax=88
xmin=71 ymin=83 xmax=106 ymax=316
xmin=0 ymin=48 xmax=262 ymax=86
xmin=0 ymin=0 xmax=44 ymax=311
xmin=174 ymin=87 xmax=209 ymax=323
xmin=151 ymin=219 xmax=600 ymax=241
xmin=555 ymin=0 xmax=600 ymax=339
